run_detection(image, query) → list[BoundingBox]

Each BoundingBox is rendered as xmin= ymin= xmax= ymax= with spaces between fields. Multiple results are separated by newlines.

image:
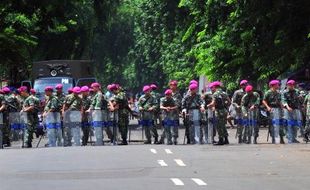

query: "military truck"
xmin=22 ymin=60 xmax=97 ymax=95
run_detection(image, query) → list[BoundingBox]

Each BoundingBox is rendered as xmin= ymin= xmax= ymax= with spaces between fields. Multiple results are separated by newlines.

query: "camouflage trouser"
xmin=305 ymin=115 xmax=310 ymax=135
xmin=0 ymin=124 xmax=3 ymax=148
xmin=81 ymin=121 xmax=90 ymax=146
xmin=215 ymin=109 xmax=228 ymax=139
xmin=118 ymin=111 xmax=129 ymax=141
xmin=23 ymin=115 xmax=35 ymax=147
xmin=269 ymin=108 xmax=285 ymax=143
xmin=163 ymin=119 xmax=179 ymax=144
xmin=235 ymin=110 xmax=245 ymax=139
xmin=2 ymin=113 xmax=10 ymax=145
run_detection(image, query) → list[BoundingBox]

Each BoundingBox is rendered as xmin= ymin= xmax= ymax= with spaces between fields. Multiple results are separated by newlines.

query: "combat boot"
xmin=119 ymin=140 xmax=128 ymax=145
xmin=214 ymin=138 xmax=224 ymax=145
xmin=173 ymin=138 xmax=178 ymax=145
xmin=246 ymin=137 xmax=251 ymax=144
xmin=280 ymin=136 xmax=285 ymax=144
xmin=144 ymin=140 xmax=151 ymax=144
xmin=253 ymin=137 xmax=257 ymax=144
xmin=155 ymin=137 xmax=164 ymax=144
xmin=153 ymin=137 xmax=159 ymax=144
xmin=224 ymin=136 xmax=229 ymax=145
xmin=238 ymin=136 xmax=242 ymax=144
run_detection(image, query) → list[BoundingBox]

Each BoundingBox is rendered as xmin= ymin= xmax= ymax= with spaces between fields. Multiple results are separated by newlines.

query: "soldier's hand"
xmin=200 ymin=107 xmax=205 ymax=113
xmin=148 ymin=107 xmax=153 ymax=111
xmin=249 ymin=105 xmax=255 ymax=111
xmin=267 ymin=107 xmax=272 ymax=112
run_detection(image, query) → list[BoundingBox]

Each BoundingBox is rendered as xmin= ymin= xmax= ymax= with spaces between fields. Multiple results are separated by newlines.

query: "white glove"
xmin=182 ymin=109 xmax=187 ymax=114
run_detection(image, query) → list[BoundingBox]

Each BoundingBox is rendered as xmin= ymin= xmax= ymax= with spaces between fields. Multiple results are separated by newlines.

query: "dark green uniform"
xmin=160 ymin=96 xmax=178 ymax=144
xmin=0 ymin=94 xmax=6 ymax=148
xmin=138 ymin=94 xmax=159 ymax=143
xmin=241 ymin=92 xmax=260 ymax=143
xmin=81 ymin=95 xmax=92 ymax=145
xmin=22 ymin=95 xmax=36 ymax=147
xmin=232 ymin=89 xmax=246 ymax=141
xmin=113 ymin=91 xmax=129 ymax=144
xmin=212 ymin=89 xmax=230 ymax=141
xmin=304 ymin=94 xmax=310 ymax=140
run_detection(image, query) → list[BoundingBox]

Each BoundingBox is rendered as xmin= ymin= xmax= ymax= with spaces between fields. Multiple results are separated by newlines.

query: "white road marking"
xmin=150 ymin=149 xmax=157 ymax=154
xmin=170 ymin=178 xmax=184 ymax=186
xmin=157 ymin=160 xmax=168 ymax=167
xmin=191 ymin=178 xmax=207 ymax=186
xmin=174 ymin=159 xmax=186 ymax=166
xmin=165 ymin=149 xmax=173 ymax=154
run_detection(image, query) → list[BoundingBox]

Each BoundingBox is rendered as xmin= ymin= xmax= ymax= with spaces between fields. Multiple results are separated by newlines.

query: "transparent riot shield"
xmin=110 ymin=111 xmax=119 ymax=145
xmin=271 ymin=108 xmax=281 ymax=144
xmin=91 ymin=110 xmax=105 ymax=146
xmin=247 ymin=110 xmax=255 ymax=140
xmin=295 ymin=109 xmax=304 ymax=136
xmin=207 ymin=108 xmax=214 ymax=144
xmin=0 ymin=113 xmax=3 ymax=148
xmin=20 ymin=112 xmax=29 ymax=147
xmin=67 ymin=111 xmax=82 ymax=146
xmin=188 ymin=109 xmax=200 ymax=144
xmin=45 ymin=112 xmax=62 ymax=147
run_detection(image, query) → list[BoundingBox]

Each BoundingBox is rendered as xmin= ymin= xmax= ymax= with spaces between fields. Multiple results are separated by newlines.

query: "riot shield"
xmin=9 ymin=112 xmax=21 ymax=130
xmin=91 ymin=110 xmax=105 ymax=146
xmin=45 ymin=112 xmax=61 ymax=147
xmin=271 ymin=108 xmax=281 ymax=144
xmin=0 ymin=113 xmax=3 ymax=148
xmin=67 ymin=111 xmax=82 ymax=146
xmin=188 ymin=109 xmax=200 ymax=144
xmin=207 ymin=108 xmax=214 ymax=144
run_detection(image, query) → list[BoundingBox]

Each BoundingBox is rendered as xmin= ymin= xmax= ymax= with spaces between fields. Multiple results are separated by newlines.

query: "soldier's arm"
xmin=24 ymin=99 xmax=35 ymax=112
xmin=160 ymin=98 xmax=167 ymax=110
xmin=0 ymin=97 xmax=6 ymax=112
xmin=231 ymin=91 xmax=239 ymax=107
xmin=241 ymin=95 xmax=247 ymax=116
xmin=281 ymin=91 xmax=289 ymax=109
xmin=254 ymin=93 xmax=260 ymax=107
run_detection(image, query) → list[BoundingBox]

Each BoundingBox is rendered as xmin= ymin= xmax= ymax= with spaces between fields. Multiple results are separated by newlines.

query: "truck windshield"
xmin=34 ymin=77 xmax=73 ymax=94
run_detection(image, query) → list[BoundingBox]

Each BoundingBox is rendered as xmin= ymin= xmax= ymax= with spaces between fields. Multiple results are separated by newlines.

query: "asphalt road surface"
xmin=0 ymin=122 xmax=310 ymax=190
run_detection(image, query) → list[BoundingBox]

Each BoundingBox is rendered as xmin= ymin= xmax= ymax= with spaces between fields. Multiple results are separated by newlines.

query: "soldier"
xmin=202 ymin=85 xmax=214 ymax=144
xmin=87 ymin=82 xmax=113 ymax=145
xmin=6 ymin=88 xmax=21 ymax=142
xmin=232 ymin=80 xmax=248 ymax=143
xmin=262 ymin=80 xmax=285 ymax=144
xmin=81 ymin=86 xmax=92 ymax=146
xmin=109 ymin=84 xmax=130 ymax=145
xmin=182 ymin=83 xmax=204 ymax=144
xmin=138 ymin=85 xmax=159 ymax=144
xmin=55 ymin=84 xmax=66 ymax=104
xmin=241 ymin=85 xmax=260 ymax=144
xmin=160 ymin=89 xmax=179 ymax=145
xmin=150 ymin=84 xmax=162 ymax=143
xmin=2 ymin=87 xmax=13 ymax=146
xmin=304 ymin=91 xmax=310 ymax=142
xmin=207 ymin=81 xmax=231 ymax=145
xmin=43 ymin=86 xmax=62 ymax=147
xmin=20 ymin=86 xmax=36 ymax=148
xmin=62 ymin=87 xmax=83 ymax=146
xmin=282 ymin=80 xmax=302 ymax=143
xmin=0 ymin=89 xmax=6 ymax=148
xmin=30 ymin=89 xmax=40 ymax=135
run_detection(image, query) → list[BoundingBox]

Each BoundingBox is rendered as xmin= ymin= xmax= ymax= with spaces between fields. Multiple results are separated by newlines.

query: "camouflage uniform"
xmin=138 ymin=94 xmax=159 ymax=143
xmin=212 ymin=89 xmax=230 ymax=142
xmin=159 ymin=91 xmax=182 ymax=144
xmin=282 ymin=89 xmax=303 ymax=143
xmin=263 ymin=89 xmax=285 ymax=143
xmin=44 ymin=95 xmax=62 ymax=147
xmin=31 ymin=94 xmax=40 ymax=133
xmin=113 ymin=91 xmax=129 ymax=144
xmin=202 ymin=91 xmax=214 ymax=144
xmin=63 ymin=94 xmax=82 ymax=146
xmin=182 ymin=93 xmax=203 ymax=144
xmin=241 ymin=92 xmax=260 ymax=143
xmin=22 ymin=95 xmax=36 ymax=148
xmin=303 ymin=93 xmax=310 ymax=140
xmin=232 ymin=88 xmax=246 ymax=143
xmin=0 ymin=94 xmax=6 ymax=148
xmin=160 ymin=96 xmax=178 ymax=144
xmin=6 ymin=94 xmax=21 ymax=141
xmin=90 ymin=91 xmax=112 ymax=145
xmin=81 ymin=95 xmax=92 ymax=145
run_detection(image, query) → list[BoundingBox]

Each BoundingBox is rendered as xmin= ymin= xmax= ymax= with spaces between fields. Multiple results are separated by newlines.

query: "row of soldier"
xmin=0 ymin=79 xmax=310 ymax=148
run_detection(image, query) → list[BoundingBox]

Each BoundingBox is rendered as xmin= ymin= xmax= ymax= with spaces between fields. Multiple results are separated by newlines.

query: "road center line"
xmin=170 ymin=178 xmax=184 ymax=186
xmin=157 ymin=160 xmax=168 ymax=167
xmin=150 ymin=149 xmax=157 ymax=154
xmin=191 ymin=178 xmax=207 ymax=186
xmin=165 ymin=149 xmax=173 ymax=154
xmin=174 ymin=159 xmax=186 ymax=166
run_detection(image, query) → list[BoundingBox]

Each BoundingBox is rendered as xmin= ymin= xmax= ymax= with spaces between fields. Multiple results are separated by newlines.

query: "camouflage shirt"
xmin=113 ymin=91 xmax=128 ymax=110
xmin=23 ymin=95 xmax=36 ymax=113
xmin=90 ymin=91 xmax=108 ymax=110
xmin=263 ymin=89 xmax=282 ymax=108
xmin=304 ymin=94 xmax=310 ymax=116
xmin=241 ymin=92 xmax=260 ymax=115
xmin=202 ymin=92 xmax=213 ymax=108
xmin=160 ymin=96 xmax=178 ymax=118
xmin=232 ymin=89 xmax=245 ymax=107
xmin=182 ymin=93 xmax=203 ymax=110
xmin=171 ymin=91 xmax=182 ymax=109
xmin=0 ymin=94 xmax=6 ymax=111
xmin=44 ymin=95 xmax=60 ymax=112
xmin=55 ymin=92 xmax=66 ymax=105
xmin=281 ymin=89 xmax=301 ymax=109
xmin=212 ymin=89 xmax=230 ymax=110
xmin=64 ymin=94 xmax=82 ymax=111
xmin=138 ymin=94 xmax=157 ymax=111
xmin=81 ymin=95 xmax=92 ymax=111
xmin=5 ymin=94 xmax=19 ymax=112
xmin=31 ymin=95 xmax=40 ymax=113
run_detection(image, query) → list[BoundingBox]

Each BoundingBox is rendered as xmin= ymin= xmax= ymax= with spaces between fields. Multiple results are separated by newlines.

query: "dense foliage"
xmin=1 ymin=0 xmax=309 ymax=91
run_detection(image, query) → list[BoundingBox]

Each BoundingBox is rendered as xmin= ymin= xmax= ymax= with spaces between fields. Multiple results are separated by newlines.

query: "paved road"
xmin=1 ymin=121 xmax=310 ymax=190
